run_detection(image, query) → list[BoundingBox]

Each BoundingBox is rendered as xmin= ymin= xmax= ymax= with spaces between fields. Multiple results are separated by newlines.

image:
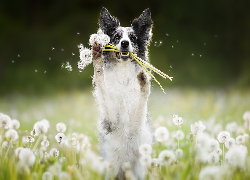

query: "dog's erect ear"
xmin=99 ymin=7 xmax=120 ymax=36
xmin=132 ymin=8 xmax=153 ymax=41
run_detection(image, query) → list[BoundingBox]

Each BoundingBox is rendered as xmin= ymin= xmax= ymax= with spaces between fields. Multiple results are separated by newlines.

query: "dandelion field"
xmin=0 ymin=88 xmax=250 ymax=180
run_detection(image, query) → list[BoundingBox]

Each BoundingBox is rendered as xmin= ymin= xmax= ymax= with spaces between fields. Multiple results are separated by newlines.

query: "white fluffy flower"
xmin=236 ymin=135 xmax=245 ymax=144
xmin=154 ymin=126 xmax=169 ymax=142
xmin=225 ymin=121 xmax=238 ymax=133
xmin=158 ymin=150 xmax=176 ymax=165
xmin=225 ymin=145 xmax=248 ymax=168
xmin=49 ymin=148 xmax=59 ymax=157
xmin=56 ymin=122 xmax=67 ymax=133
xmin=89 ymin=30 xmax=110 ymax=48
xmin=190 ymin=121 xmax=206 ymax=135
xmin=207 ymin=139 xmax=219 ymax=152
xmin=19 ymin=148 xmax=36 ymax=166
xmin=214 ymin=148 xmax=222 ymax=156
xmin=217 ymin=131 xmax=230 ymax=143
xmin=175 ymin=149 xmax=183 ymax=159
xmin=139 ymin=154 xmax=152 ymax=168
xmin=207 ymin=152 xmax=219 ymax=164
xmin=5 ymin=129 xmax=19 ymax=141
xmin=41 ymin=140 xmax=50 ymax=147
xmin=243 ymin=111 xmax=250 ymax=122
xmin=78 ymin=44 xmax=92 ymax=70
xmin=42 ymin=172 xmax=53 ymax=180
xmin=41 ymin=119 xmax=50 ymax=129
xmin=66 ymin=137 xmax=77 ymax=147
xmin=10 ymin=119 xmax=20 ymax=129
xmin=2 ymin=141 xmax=8 ymax=149
xmin=243 ymin=133 xmax=249 ymax=140
xmin=89 ymin=33 xmax=100 ymax=46
xmin=225 ymin=138 xmax=235 ymax=149
xmin=99 ymin=34 xmax=110 ymax=48
xmin=174 ymin=130 xmax=185 ymax=140
xmin=15 ymin=147 xmax=24 ymax=157
xmin=33 ymin=121 xmax=48 ymax=134
xmin=139 ymin=143 xmax=152 ymax=155
xmin=199 ymin=166 xmax=222 ymax=180
xmin=0 ymin=114 xmax=11 ymax=129
xmin=55 ymin=133 xmax=67 ymax=144
xmin=173 ymin=114 xmax=183 ymax=126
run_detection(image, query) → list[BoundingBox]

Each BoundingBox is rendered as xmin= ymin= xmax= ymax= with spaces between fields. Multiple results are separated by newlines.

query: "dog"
xmin=92 ymin=7 xmax=153 ymax=179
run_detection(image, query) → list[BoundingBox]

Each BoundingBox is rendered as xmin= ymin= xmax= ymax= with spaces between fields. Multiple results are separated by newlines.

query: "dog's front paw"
xmin=137 ymin=70 xmax=149 ymax=91
xmin=92 ymin=41 xmax=102 ymax=59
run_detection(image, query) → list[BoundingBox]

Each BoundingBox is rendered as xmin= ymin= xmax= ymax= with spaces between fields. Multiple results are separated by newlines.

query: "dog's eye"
xmin=114 ymin=35 xmax=120 ymax=41
xmin=130 ymin=36 xmax=136 ymax=41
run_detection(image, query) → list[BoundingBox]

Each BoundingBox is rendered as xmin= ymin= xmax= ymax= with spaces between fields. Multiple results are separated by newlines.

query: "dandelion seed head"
xmin=56 ymin=122 xmax=66 ymax=133
xmin=49 ymin=148 xmax=59 ymax=157
xmin=175 ymin=149 xmax=183 ymax=159
xmin=236 ymin=135 xmax=245 ymax=144
xmin=173 ymin=114 xmax=183 ymax=126
xmin=42 ymin=172 xmax=53 ymax=180
xmin=66 ymin=137 xmax=77 ymax=147
xmin=217 ymin=131 xmax=230 ymax=144
xmin=33 ymin=121 xmax=48 ymax=135
xmin=214 ymin=148 xmax=222 ymax=156
xmin=199 ymin=166 xmax=222 ymax=180
xmin=190 ymin=121 xmax=206 ymax=135
xmin=243 ymin=133 xmax=249 ymax=140
xmin=15 ymin=147 xmax=24 ymax=157
xmin=207 ymin=152 xmax=219 ymax=164
xmin=243 ymin=111 xmax=250 ymax=122
xmin=158 ymin=150 xmax=176 ymax=165
xmin=173 ymin=130 xmax=185 ymax=140
xmin=154 ymin=126 xmax=169 ymax=142
xmin=224 ymin=138 xmax=235 ymax=149
xmin=41 ymin=139 xmax=50 ymax=147
xmin=139 ymin=143 xmax=152 ymax=155
xmin=19 ymin=148 xmax=36 ymax=166
xmin=139 ymin=154 xmax=152 ymax=168
xmin=2 ymin=141 xmax=8 ymax=149
xmin=225 ymin=145 xmax=248 ymax=168
xmin=41 ymin=119 xmax=50 ymax=129
xmin=207 ymin=139 xmax=219 ymax=152
xmin=5 ymin=129 xmax=19 ymax=141
xmin=0 ymin=114 xmax=11 ymax=129
xmin=55 ymin=133 xmax=66 ymax=144
xmin=78 ymin=45 xmax=92 ymax=70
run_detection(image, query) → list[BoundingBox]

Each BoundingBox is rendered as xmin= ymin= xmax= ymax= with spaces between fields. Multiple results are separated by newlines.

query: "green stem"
xmin=223 ymin=144 xmax=225 ymax=164
xmin=32 ymin=134 xmax=42 ymax=151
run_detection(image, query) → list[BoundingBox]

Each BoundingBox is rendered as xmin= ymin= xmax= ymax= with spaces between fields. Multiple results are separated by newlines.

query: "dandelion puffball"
xmin=10 ymin=119 xmax=20 ymax=129
xmin=154 ymin=126 xmax=169 ymax=142
xmin=175 ymin=149 xmax=183 ymax=159
xmin=19 ymin=148 xmax=36 ymax=166
xmin=49 ymin=148 xmax=59 ymax=157
xmin=217 ymin=131 xmax=230 ymax=144
xmin=0 ymin=114 xmax=11 ymax=129
xmin=33 ymin=121 xmax=48 ymax=135
xmin=139 ymin=154 xmax=152 ymax=168
xmin=236 ymin=135 xmax=245 ymax=144
xmin=190 ymin=121 xmax=206 ymax=135
xmin=5 ymin=129 xmax=19 ymax=141
xmin=139 ymin=144 xmax=152 ymax=156
xmin=158 ymin=150 xmax=176 ymax=165
xmin=225 ymin=138 xmax=235 ymax=149
xmin=173 ymin=114 xmax=183 ymax=126
xmin=55 ymin=133 xmax=67 ymax=144
xmin=56 ymin=122 xmax=67 ymax=133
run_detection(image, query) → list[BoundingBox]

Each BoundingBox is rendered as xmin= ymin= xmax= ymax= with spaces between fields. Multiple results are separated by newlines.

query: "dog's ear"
xmin=132 ymin=8 xmax=153 ymax=42
xmin=99 ymin=7 xmax=120 ymax=36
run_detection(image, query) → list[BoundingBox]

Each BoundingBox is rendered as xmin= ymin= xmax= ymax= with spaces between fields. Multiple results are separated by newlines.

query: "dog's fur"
xmin=92 ymin=7 xmax=153 ymax=179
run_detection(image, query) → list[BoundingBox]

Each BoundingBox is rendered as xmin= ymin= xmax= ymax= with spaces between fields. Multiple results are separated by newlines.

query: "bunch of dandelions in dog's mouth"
xmin=77 ymin=29 xmax=173 ymax=93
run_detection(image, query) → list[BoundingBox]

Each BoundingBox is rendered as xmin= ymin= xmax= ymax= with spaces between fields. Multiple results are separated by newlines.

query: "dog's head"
xmin=99 ymin=7 xmax=153 ymax=62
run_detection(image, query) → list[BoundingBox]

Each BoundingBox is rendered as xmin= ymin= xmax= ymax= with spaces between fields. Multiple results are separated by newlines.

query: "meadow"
xmin=0 ymin=88 xmax=250 ymax=180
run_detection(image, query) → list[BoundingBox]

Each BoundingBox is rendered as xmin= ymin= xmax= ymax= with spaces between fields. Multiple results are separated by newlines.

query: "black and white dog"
xmin=92 ymin=7 xmax=153 ymax=179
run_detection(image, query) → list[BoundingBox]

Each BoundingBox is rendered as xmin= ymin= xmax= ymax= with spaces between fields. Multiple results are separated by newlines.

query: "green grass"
xmin=0 ymin=88 xmax=250 ymax=179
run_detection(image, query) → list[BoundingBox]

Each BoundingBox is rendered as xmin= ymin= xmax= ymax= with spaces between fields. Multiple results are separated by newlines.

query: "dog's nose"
xmin=121 ymin=40 xmax=129 ymax=48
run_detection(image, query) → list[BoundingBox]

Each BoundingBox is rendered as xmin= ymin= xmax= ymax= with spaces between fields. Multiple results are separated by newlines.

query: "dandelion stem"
xmin=32 ymin=134 xmax=42 ymax=151
xmin=223 ymin=144 xmax=225 ymax=164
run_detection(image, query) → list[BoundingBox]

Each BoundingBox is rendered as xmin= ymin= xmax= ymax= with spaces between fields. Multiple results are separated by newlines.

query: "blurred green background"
xmin=0 ymin=0 xmax=249 ymax=95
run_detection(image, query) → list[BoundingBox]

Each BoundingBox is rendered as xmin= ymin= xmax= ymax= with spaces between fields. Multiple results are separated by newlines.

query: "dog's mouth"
xmin=116 ymin=52 xmax=130 ymax=60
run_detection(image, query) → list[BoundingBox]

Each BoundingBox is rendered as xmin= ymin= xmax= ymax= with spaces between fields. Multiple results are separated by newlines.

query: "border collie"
xmin=92 ymin=7 xmax=153 ymax=179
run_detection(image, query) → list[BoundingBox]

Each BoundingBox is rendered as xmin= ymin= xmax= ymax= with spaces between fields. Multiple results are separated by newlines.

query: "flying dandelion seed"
xmin=191 ymin=53 xmax=194 ymax=56
xmin=72 ymin=53 xmax=75 ymax=56
xmin=204 ymin=43 xmax=206 ymax=45
xmin=77 ymin=32 xmax=80 ymax=35
xmin=49 ymin=57 xmax=51 ymax=60
xmin=12 ymin=60 xmax=14 ymax=63
xmin=172 ymin=45 xmax=174 ymax=48
xmin=61 ymin=48 xmax=64 ymax=51
xmin=18 ymin=54 xmax=20 ymax=57
xmin=177 ymin=40 xmax=179 ymax=42
xmin=166 ymin=33 xmax=169 ymax=36
xmin=52 ymin=47 xmax=55 ymax=50
xmin=44 ymin=71 xmax=47 ymax=74
xmin=35 ymin=69 xmax=38 ymax=73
